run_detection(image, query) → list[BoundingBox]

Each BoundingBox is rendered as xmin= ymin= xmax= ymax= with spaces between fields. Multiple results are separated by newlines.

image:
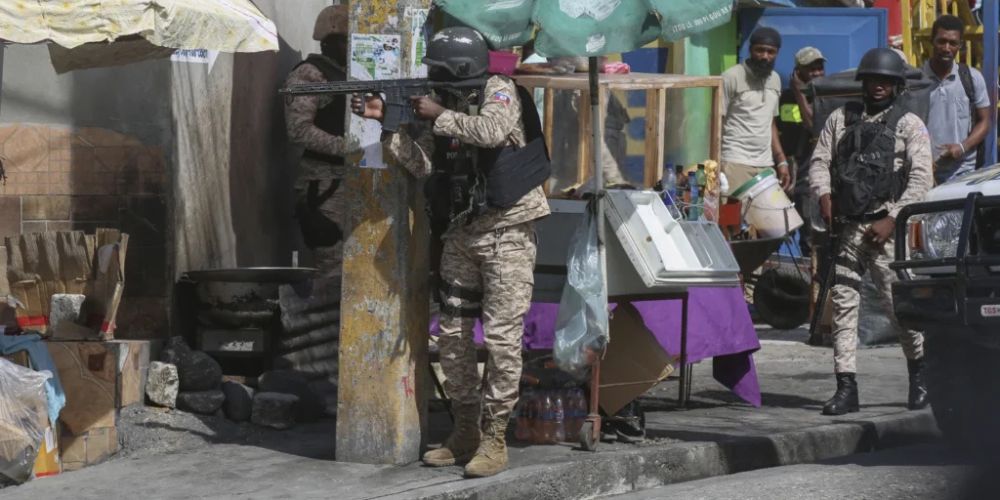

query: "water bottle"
xmin=539 ymin=392 xmax=555 ymax=444
xmin=688 ymin=171 xmax=700 ymax=221
xmin=553 ymin=391 xmax=566 ymax=443
xmin=565 ymin=388 xmax=585 ymax=442
xmin=515 ymin=390 xmax=533 ymax=442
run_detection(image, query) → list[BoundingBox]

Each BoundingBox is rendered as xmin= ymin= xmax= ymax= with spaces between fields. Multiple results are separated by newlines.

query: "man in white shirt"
xmin=721 ymin=27 xmax=791 ymax=193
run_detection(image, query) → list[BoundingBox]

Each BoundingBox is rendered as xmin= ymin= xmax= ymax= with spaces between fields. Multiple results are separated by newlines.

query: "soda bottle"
xmin=553 ymin=390 xmax=566 ymax=443
xmin=569 ymin=388 xmax=588 ymax=442
xmin=515 ymin=390 xmax=533 ymax=442
xmin=539 ymin=391 xmax=555 ymax=444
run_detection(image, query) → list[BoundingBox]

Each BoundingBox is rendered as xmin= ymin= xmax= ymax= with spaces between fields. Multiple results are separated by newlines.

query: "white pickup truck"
xmin=891 ymin=164 xmax=1000 ymax=449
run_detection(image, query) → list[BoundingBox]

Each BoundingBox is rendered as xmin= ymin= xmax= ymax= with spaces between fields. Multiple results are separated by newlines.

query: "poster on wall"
xmin=405 ymin=7 xmax=429 ymax=78
xmin=350 ymin=34 xmax=402 ymax=168
xmin=349 ymin=34 xmax=401 ymax=169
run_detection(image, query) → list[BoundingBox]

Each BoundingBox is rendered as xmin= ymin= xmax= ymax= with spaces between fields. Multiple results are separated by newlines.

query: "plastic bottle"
xmin=539 ymin=391 xmax=555 ymax=444
xmin=566 ymin=388 xmax=586 ymax=442
xmin=526 ymin=392 xmax=541 ymax=443
xmin=553 ymin=390 xmax=566 ymax=443
xmin=515 ymin=390 xmax=534 ymax=442
xmin=688 ymin=171 xmax=700 ymax=221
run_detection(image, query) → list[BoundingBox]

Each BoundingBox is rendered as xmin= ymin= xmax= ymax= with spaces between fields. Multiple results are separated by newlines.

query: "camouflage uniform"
xmin=384 ymin=75 xmax=550 ymax=420
xmin=284 ymin=56 xmax=357 ymax=280
xmin=809 ymin=106 xmax=933 ymax=373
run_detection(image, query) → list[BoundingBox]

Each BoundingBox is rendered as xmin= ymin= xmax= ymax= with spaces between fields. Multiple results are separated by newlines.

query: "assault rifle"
xmin=279 ymin=77 xmax=488 ymax=133
xmin=809 ymin=214 xmax=843 ymax=346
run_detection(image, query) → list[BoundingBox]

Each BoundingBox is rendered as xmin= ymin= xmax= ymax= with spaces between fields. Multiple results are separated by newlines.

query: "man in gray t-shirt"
xmin=721 ymin=27 xmax=791 ymax=193
xmin=922 ymin=15 xmax=991 ymax=184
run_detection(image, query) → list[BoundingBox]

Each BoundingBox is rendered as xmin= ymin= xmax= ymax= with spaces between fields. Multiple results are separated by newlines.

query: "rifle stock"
xmin=279 ymin=77 xmax=487 ymax=132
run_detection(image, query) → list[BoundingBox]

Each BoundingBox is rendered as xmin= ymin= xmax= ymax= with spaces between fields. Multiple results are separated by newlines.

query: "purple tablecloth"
xmin=431 ymin=286 xmax=761 ymax=407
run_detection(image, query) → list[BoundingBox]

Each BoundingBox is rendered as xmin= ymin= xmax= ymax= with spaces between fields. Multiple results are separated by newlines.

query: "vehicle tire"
xmin=925 ymin=331 xmax=1000 ymax=452
xmin=753 ymin=269 xmax=810 ymax=330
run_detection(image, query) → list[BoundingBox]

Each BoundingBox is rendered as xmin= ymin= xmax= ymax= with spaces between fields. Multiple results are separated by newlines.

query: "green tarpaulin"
xmin=433 ymin=0 xmax=734 ymax=56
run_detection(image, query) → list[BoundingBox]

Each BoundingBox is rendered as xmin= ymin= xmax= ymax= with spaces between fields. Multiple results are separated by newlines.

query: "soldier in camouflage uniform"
xmin=810 ymin=48 xmax=933 ymax=416
xmin=284 ymin=5 xmax=359 ymax=281
xmin=353 ymin=27 xmax=549 ymax=478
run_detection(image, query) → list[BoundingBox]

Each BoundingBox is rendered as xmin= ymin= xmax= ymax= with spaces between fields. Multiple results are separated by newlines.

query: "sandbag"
xmin=810 ymin=66 xmax=934 ymax=137
xmin=648 ymin=0 xmax=733 ymax=42
xmin=437 ymin=0 xmax=535 ymax=49
xmin=533 ymin=0 xmax=660 ymax=57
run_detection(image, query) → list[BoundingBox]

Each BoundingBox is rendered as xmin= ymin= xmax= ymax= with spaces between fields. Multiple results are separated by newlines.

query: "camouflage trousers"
xmin=438 ymin=221 xmax=537 ymax=420
xmin=294 ymin=177 xmax=348 ymax=281
xmin=830 ymin=222 xmax=924 ymax=373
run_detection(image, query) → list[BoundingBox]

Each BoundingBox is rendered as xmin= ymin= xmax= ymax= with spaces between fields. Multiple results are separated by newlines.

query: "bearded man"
xmin=721 ymin=27 xmax=791 ymax=192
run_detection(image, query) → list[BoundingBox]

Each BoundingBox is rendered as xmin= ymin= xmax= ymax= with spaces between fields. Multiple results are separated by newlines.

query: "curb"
xmin=407 ymin=410 xmax=939 ymax=499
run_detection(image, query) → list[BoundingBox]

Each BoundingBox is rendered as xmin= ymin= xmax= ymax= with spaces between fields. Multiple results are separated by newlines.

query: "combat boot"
xmin=423 ymin=404 xmax=480 ymax=467
xmin=907 ymin=358 xmax=929 ymax=410
xmin=464 ymin=414 xmax=508 ymax=478
xmin=822 ymin=373 xmax=860 ymax=415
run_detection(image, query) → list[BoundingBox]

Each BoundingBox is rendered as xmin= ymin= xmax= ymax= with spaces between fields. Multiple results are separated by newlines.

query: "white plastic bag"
xmin=0 ymin=358 xmax=50 ymax=484
xmin=553 ymin=203 xmax=609 ymax=378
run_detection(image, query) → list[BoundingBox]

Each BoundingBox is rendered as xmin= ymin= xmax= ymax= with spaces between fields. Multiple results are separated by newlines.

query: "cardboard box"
xmin=598 ymin=303 xmax=676 ymax=416
xmin=47 ymin=340 xmax=150 ymax=436
xmin=3 ymin=229 xmax=128 ymax=339
xmin=59 ymin=426 xmax=117 ymax=472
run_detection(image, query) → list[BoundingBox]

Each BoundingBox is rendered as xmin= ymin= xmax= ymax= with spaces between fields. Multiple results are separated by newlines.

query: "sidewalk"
xmin=2 ymin=328 xmax=939 ymax=499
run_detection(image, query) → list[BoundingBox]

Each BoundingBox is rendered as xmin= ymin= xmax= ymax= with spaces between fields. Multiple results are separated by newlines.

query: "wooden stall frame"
xmin=515 ymin=72 xmax=724 ymax=190
xmin=513 ymin=72 xmax=724 ymax=417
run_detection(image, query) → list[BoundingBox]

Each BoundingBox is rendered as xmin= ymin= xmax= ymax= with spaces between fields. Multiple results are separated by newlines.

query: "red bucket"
xmin=489 ymin=51 xmax=519 ymax=76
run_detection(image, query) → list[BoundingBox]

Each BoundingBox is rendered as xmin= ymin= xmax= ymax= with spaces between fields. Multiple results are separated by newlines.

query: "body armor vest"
xmin=295 ymin=55 xmax=347 ymax=165
xmin=832 ymin=102 xmax=909 ymax=218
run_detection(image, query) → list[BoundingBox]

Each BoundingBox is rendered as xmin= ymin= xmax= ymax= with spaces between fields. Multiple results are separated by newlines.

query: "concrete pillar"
xmin=336 ymin=0 xmax=431 ymax=465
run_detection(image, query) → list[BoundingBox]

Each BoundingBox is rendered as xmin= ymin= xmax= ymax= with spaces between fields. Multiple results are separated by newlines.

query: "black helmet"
xmin=423 ymin=27 xmax=489 ymax=80
xmin=855 ymin=48 xmax=906 ymax=82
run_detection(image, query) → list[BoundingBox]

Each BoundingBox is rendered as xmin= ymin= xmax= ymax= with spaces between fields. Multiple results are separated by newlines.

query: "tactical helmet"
xmin=855 ymin=48 xmax=906 ymax=82
xmin=423 ymin=27 xmax=489 ymax=80
xmin=313 ymin=5 xmax=348 ymax=41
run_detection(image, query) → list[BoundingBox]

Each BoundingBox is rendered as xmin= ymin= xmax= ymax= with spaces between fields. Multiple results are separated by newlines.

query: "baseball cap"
xmin=795 ymin=47 xmax=825 ymax=66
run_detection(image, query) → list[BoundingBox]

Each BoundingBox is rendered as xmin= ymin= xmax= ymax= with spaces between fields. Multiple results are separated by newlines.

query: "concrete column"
xmin=336 ymin=0 xmax=431 ymax=465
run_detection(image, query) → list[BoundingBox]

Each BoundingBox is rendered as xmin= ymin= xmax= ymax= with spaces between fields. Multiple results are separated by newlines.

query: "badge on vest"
xmin=491 ymin=91 xmax=512 ymax=105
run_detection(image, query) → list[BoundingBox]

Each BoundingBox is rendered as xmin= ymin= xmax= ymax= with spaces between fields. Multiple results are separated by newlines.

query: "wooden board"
xmin=513 ymin=72 xmax=722 ymax=91
xmin=644 ymin=88 xmax=667 ymax=188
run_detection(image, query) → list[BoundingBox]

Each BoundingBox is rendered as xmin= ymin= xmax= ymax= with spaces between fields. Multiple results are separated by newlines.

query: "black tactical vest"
xmin=832 ymin=102 xmax=909 ymax=218
xmin=426 ymin=83 xmax=551 ymax=226
xmin=295 ymin=55 xmax=347 ymax=165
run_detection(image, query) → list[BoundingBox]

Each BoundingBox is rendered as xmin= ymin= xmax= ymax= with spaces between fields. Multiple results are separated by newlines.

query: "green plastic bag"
xmin=435 ymin=0 xmax=535 ymax=48
xmin=533 ymin=0 xmax=660 ymax=57
xmin=648 ymin=0 xmax=734 ymax=42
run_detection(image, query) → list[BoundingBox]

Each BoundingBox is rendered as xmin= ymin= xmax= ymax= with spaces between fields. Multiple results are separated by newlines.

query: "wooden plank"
xmin=643 ymin=88 xmax=667 ymax=188
xmin=577 ymin=90 xmax=592 ymax=185
xmin=512 ymin=73 xmax=722 ymax=91
xmin=338 ymin=0 xmax=430 ymax=465
xmin=710 ymin=84 xmax=722 ymax=164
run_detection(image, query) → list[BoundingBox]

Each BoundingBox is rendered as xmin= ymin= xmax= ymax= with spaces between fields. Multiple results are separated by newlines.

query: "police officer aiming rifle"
xmin=808 ymin=48 xmax=933 ymax=416
xmin=352 ymin=27 xmax=550 ymax=478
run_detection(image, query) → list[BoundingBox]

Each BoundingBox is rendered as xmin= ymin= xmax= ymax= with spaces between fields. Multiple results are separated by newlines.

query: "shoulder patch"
xmin=491 ymin=91 xmax=512 ymax=105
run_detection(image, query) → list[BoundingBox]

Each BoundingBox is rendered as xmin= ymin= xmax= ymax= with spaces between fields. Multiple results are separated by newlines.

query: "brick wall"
xmin=0 ymin=124 xmax=169 ymax=338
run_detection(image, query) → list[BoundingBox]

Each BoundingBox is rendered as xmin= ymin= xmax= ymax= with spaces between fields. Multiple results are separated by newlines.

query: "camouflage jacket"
xmin=809 ymin=106 xmax=933 ymax=219
xmin=383 ymin=75 xmax=550 ymax=233
xmin=283 ymin=55 xmax=358 ymax=183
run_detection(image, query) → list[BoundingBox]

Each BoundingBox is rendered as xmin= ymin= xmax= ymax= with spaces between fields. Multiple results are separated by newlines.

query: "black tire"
xmin=753 ymin=269 xmax=811 ymax=330
xmin=925 ymin=331 xmax=1000 ymax=452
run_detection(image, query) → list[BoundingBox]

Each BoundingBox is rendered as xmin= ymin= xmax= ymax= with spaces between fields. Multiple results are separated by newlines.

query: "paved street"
xmin=608 ymin=442 xmax=998 ymax=500
xmin=1 ymin=330 xmax=944 ymax=500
